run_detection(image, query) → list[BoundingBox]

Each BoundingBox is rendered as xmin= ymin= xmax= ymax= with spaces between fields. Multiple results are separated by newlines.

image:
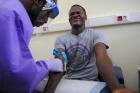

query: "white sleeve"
xmin=93 ymin=31 xmax=109 ymax=49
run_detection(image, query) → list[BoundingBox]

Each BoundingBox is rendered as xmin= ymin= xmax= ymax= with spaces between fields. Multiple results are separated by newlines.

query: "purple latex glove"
xmin=46 ymin=58 xmax=63 ymax=72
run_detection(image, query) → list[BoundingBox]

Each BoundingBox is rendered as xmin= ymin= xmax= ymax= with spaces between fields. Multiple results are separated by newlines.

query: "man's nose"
xmin=73 ymin=13 xmax=79 ymax=16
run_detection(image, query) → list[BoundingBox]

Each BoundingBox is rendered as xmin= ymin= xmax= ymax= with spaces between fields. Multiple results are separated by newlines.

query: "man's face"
xmin=32 ymin=0 xmax=59 ymax=27
xmin=69 ymin=6 xmax=87 ymax=27
xmin=28 ymin=0 xmax=46 ymax=26
xmin=34 ymin=10 xmax=50 ymax=27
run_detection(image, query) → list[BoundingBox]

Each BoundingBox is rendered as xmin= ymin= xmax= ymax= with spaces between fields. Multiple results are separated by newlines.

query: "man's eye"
xmin=39 ymin=0 xmax=43 ymax=3
xmin=39 ymin=0 xmax=45 ymax=5
xmin=70 ymin=12 xmax=81 ymax=16
xmin=77 ymin=12 xmax=80 ymax=14
xmin=70 ymin=13 xmax=75 ymax=16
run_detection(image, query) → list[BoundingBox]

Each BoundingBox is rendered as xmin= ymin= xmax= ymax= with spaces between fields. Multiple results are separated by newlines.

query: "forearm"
xmin=43 ymin=48 xmax=66 ymax=93
xmin=43 ymin=72 xmax=64 ymax=93
xmin=43 ymin=51 xmax=65 ymax=93
xmin=96 ymin=57 xmax=121 ymax=91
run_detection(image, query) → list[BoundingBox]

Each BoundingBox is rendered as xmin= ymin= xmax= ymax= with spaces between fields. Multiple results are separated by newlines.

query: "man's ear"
xmin=85 ymin=13 xmax=87 ymax=20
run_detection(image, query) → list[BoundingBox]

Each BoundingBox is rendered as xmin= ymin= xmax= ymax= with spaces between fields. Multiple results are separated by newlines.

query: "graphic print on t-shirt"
xmin=66 ymin=43 xmax=91 ymax=71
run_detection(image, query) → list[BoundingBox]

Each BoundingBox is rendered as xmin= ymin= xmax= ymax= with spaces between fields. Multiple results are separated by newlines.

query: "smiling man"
xmin=51 ymin=4 xmax=136 ymax=93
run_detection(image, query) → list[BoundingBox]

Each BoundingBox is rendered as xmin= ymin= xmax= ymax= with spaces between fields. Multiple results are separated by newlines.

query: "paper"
xmin=35 ymin=78 xmax=106 ymax=93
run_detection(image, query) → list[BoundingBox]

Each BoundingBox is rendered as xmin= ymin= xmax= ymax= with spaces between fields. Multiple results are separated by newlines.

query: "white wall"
xmin=30 ymin=0 xmax=140 ymax=92
xmin=95 ymin=23 xmax=140 ymax=91
xmin=53 ymin=0 xmax=140 ymax=24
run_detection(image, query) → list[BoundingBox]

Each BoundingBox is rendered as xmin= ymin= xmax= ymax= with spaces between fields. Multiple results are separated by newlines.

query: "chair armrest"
xmin=99 ymin=66 xmax=125 ymax=93
xmin=98 ymin=66 xmax=124 ymax=86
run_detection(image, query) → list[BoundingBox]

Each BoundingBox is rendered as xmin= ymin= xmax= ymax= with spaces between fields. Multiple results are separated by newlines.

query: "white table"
xmin=138 ymin=67 xmax=140 ymax=93
xmin=35 ymin=78 xmax=106 ymax=93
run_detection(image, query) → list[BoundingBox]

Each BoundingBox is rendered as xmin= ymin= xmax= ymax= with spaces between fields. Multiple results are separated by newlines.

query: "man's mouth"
xmin=73 ymin=18 xmax=80 ymax=22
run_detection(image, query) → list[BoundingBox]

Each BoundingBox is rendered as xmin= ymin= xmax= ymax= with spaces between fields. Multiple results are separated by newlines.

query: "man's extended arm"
xmin=43 ymin=72 xmax=64 ymax=93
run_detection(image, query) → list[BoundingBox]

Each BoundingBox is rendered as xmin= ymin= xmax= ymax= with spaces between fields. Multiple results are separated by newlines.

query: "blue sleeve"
xmin=0 ymin=9 xmax=49 ymax=93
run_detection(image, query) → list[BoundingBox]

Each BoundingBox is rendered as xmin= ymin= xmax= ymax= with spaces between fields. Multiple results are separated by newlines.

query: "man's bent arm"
xmin=95 ymin=43 xmax=121 ymax=91
xmin=95 ymin=43 xmax=137 ymax=93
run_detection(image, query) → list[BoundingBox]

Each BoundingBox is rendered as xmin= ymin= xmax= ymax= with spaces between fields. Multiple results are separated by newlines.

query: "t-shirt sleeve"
xmin=0 ymin=9 xmax=49 ymax=74
xmin=55 ymin=37 xmax=65 ymax=50
xmin=93 ymin=31 xmax=109 ymax=49
xmin=0 ymin=10 xmax=20 ymax=63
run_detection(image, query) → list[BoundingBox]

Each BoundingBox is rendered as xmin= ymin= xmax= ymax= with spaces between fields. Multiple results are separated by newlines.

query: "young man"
xmin=0 ymin=0 xmax=63 ymax=93
xmin=50 ymin=4 xmax=136 ymax=93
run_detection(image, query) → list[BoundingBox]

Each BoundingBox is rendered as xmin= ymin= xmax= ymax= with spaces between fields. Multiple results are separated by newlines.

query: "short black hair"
xmin=69 ymin=4 xmax=87 ymax=19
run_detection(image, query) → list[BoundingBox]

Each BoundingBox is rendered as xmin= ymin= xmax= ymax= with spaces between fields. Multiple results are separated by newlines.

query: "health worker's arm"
xmin=0 ymin=9 xmax=51 ymax=92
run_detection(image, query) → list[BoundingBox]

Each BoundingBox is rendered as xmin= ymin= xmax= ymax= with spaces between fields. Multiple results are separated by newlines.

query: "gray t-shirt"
xmin=55 ymin=28 xmax=109 ymax=81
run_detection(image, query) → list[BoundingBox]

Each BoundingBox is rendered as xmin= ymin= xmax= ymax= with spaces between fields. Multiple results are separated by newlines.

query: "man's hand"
xmin=113 ymin=88 xmax=137 ymax=93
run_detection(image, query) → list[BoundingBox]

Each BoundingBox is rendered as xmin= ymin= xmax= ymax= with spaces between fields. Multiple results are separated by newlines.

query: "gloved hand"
xmin=46 ymin=58 xmax=63 ymax=72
